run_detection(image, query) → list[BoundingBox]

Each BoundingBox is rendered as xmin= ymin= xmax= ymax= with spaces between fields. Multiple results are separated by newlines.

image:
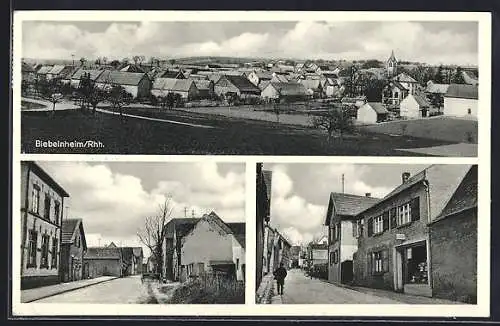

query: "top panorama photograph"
xmin=19 ymin=20 xmax=479 ymax=156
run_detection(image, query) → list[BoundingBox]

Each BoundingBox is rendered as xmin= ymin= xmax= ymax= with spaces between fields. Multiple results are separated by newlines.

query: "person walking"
xmin=273 ymin=262 xmax=288 ymax=296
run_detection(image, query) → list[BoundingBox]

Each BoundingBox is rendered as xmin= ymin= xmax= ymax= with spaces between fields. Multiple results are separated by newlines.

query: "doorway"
xmin=395 ymin=241 xmax=432 ymax=297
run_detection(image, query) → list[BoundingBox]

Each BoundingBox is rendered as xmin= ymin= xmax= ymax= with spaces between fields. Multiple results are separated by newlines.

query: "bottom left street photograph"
xmin=16 ymin=160 xmax=246 ymax=304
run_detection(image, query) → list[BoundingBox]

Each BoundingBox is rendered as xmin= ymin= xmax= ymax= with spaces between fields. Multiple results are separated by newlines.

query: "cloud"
xmin=37 ymin=161 xmax=245 ymax=257
xmin=22 ymin=21 xmax=478 ymax=65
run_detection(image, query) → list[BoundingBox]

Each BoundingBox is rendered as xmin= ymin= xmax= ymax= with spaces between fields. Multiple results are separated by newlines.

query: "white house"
xmin=393 ymin=72 xmax=419 ymax=95
xmin=357 ymin=102 xmax=389 ymax=124
xmin=443 ymin=84 xmax=478 ymax=118
xmin=400 ymin=94 xmax=431 ymax=119
xmin=95 ymin=70 xmax=151 ymax=99
xmin=180 ymin=212 xmax=246 ymax=282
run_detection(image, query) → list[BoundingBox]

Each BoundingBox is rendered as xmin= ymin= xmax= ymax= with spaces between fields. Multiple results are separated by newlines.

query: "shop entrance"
xmin=395 ymin=241 xmax=432 ymax=297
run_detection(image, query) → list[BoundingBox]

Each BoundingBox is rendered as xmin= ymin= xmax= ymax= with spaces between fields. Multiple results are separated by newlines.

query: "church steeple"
xmin=387 ymin=50 xmax=398 ymax=76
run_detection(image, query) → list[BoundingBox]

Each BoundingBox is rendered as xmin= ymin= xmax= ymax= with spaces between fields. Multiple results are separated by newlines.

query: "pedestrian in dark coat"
xmin=273 ymin=263 xmax=288 ymax=295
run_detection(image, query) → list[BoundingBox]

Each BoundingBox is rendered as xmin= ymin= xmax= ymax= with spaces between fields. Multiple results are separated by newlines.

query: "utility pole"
xmin=342 ymin=174 xmax=345 ymax=194
xmin=191 ymin=209 xmax=195 ymax=218
xmin=71 ymin=54 xmax=75 ymax=67
xmin=184 ymin=207 xmax=188 ymax=218
xmin=65 ymin=206 xmax=69 ymax=220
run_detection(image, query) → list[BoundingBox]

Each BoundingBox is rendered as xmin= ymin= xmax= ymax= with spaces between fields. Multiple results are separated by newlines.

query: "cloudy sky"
xmin=22 ymin=21 xmax=478 ymax=65
xmin=264 ymin=163 xmax=430 ymax=246
xmin=37 ymin=161 xmax=245 ymax=259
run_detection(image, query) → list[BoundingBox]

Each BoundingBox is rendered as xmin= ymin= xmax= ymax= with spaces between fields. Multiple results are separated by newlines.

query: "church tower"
xmin=386 ymin=50 xmax=398 ymax=77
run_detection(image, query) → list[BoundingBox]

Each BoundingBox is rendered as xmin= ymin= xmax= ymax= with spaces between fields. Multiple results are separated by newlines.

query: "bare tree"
xmin=311 ymin=105 xmax=355 ymax=143
xmin=48 ymin=92 xmax=64 ymax=115
xmin=78 ymin=72 xmax=108 ymax=114
xmin=137 ymin=199 xmax=174 ymax=276
xmin=107 ymin=84 xmax=132 ymax=118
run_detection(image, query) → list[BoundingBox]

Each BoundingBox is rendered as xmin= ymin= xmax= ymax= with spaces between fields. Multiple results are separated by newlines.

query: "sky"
xmin=263 ymin=163 xmax=431 ymax=246
xmin=37 ymin=161 xmax=245 ymax=260
xmin=22 ymin=21 xmax=478 ymax=65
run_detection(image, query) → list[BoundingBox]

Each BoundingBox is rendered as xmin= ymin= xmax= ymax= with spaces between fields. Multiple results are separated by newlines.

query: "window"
xmin=329 ymin=251 xmax=334 ymax=265
xmin=468 ymin=108 xmax=472 ymax=115
xmin=75 ymin=236 xmax=80 ymax=248
xmin=31 ymin=185 xmax=40 ymax=214
xmin=389 ymin=207 xmax=397 ymax=229
xmin=51 ymin=238 xmax=58 ymax=268
xmin=44 ymin=193 xmax=51 ymax=219
xmin=369 ymin=250 xmax=389 ymax=275
xmin=397 ymin=203 xmax=411 ymax=226
xmin=373 ymin=216 xmax=384 ymax=234
xmin=334 ymin=250 xmax=339 ymax=264
xmin=40 ymin=235 xmax=50 ymax=268
xmin=236 ymin=258 xmax=240 ymax=271
xmin=54 ymin=201 xmax=60 ymax=225
xmin=28 ymin=230 xmax=37 ymax=267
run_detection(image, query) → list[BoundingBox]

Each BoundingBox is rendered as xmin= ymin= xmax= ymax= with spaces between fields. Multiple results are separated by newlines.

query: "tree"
xmin=48 ymin=92 xmax=64 ymax=114
xmin=311 ymin=105 xmax=355 ymax=142
xmin=173 ymin=93 xmax=182 ymax=108
xmin=102 ymin=57 xmax=108 ymax=66
xmin=107 ymin=84 xmax=132 ymax=117
xmin=361 ymin=59 xmax=382 ymax=69
xmin=137 ymin=199 xmax=174 ymax=276
xmin=434 ymin=65 xmax=444 ymax=84
xmin=110 ymin=60 xmax=121 ymax=69
xmin=78 ymin=72 xmax=107 ymax=114
xmin=359 ymin=75 xmax=385 ymax=102
xmin=452 ymin=67 xmax=466 ymax=84
xmin=80 ymin=57 xmax=87 ymax=67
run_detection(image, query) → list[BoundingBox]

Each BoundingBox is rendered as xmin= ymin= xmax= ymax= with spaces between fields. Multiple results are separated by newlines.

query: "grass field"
xmin=358 ymin=116 xmax=478 ymax=144
xmin=21 ymin=100 xmax=47 ymax=111
xmin=21 ymin=110 xmax=454 ymax=155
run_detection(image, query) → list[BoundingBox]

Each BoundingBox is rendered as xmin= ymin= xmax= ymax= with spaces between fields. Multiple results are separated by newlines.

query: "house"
xmin=36 ymin=65 xmax=53 ymax=80
xmin=69 ymin=69 xmax=104 ymax=89
xmin=353 ymin=165 xmax=474 ymax=298
xmin=261 ymin=82 xmax=309 ymax=102
xmin=443 ymin=84 xmax=478 ymax=118
xmin=256 ymin=165 xmax=272 ymax=287
xmin=382 ymin=80 xmax=409 ymax=107
xmin=400 ymin=94 xmax=431 ymax=119
xmin=425 ymin=80 xmax=450 ymax=95
xmin=271 ymin=73 xmax=289 ymax=83
xmin=96 ymin=70 xmax=152 ymax=99
xmin=247 ymin=70 xmax=273 ymax=87
xmin=22 ymin=62 xmax=36 ymax=82
xmin=60 ymin=218 xmax=87 ymax=282
xmin=393 ymin=72 xmax=419 ymax=96
xmin=214 ymin=75 xmax=261 ymax=99
xmin=357 ymin=102 xmax=389 ymax=124
xmin=151 ymin=78 xmax=199 ymax=101
xmin=121 ymin=247 xmax=143 ymax=276
xmin=461 ymin=71 xmax=479 ymax=86
xmin=180 ymin=212 xmax=246 ymax=282
xmin=46 ymin=65 xmax=74 ymax=81
xmin=324 ymin=193 xmax=380 ymax=284
xmin=159 ymin=69 xmax=186 ymax=79
xmin=161 ymin=218 xmax=201 ymax=281
xmin=290 ymin=246 xmax=301 ymax=268
xmin=20 ymin=161 xmax=69 ymax=289
xmin=386 ymin=50 xmax=398 ymax=77
xmin=299 ymin=79 xmax=323 ymax=98
xmin=307 ymin=237 xmax=328 ymax=267
xmin=193 ymin=79 xmax=215 ymax=99
xmin=428 ymin=165 xmax=478 ymax=303
xmin=84 ymin=244 xmax=123 ymax=278
xmin=228 ymin=222 xmax=246 ymax=282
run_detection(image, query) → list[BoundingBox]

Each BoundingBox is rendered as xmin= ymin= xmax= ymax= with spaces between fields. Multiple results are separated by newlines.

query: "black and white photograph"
xmin=18 ymin=160 xmax=246 ymax=304
xmin=256 ymin=163 xmax=478 ymax=305
xmin=17 ymin=17 xmax=481 ymax=156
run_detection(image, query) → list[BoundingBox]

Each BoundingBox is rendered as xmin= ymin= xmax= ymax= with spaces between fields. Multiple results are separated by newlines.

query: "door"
xmin=341 ymin=260 xmax=353 ymax=284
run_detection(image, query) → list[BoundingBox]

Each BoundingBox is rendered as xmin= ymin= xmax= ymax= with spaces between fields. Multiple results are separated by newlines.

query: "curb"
xmin=24 ymin=277 xmax=119 ymax=303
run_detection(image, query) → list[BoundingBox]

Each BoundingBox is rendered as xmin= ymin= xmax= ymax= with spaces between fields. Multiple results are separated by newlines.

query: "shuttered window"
xmin=382 ymin=211 xmax=389 ymax=231
xmin=390 ymin=207 xmax=397 ymax=229
xmin=410 ymin=197 xmax=420 ymax=221
xmin=367 ymin=218 xmax=373 ymax=236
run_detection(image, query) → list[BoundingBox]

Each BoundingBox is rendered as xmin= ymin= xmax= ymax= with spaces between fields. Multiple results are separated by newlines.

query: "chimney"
xmin=365 ymin=193 xmax=371 ymax=197
xmin=402 ymin=172 xmax=411 ymax=184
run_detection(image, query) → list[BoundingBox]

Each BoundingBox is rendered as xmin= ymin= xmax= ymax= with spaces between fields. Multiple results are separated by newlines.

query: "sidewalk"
xmin=21 ymin=276 xmax=118 ymax=303
xmin=321 ymin=279 xmax=463 ymax=304
xmin=255 ymin=273 xmax=275 ymax=304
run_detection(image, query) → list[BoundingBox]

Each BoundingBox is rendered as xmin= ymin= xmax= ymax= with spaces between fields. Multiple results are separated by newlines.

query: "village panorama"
xmin=20 ymin=21 xmax=478 ymax=156
xmin=19 ymin=161 xmax=246 ymax=304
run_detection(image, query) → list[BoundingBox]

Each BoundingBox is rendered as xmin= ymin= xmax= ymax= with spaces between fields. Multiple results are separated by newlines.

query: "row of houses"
xmin=161 ymin=212 xmax=246 ymax=284
xmin=20 ymin=161 xmax=143 ymax=289
xmin=324 ymin=165 xmax=478 ymax=303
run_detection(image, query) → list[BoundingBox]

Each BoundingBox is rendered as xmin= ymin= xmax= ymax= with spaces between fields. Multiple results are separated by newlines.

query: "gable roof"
xmin=71 ymin=69 xmax=104 ymax=81
xmin=48 ymin=65 xmax=69 ymax=75
xmin=413 ymin=94 xmax=430 ymax=107
xmin=25 ymin=161 xmax=69 ymax=197
xmin=272 ymin=74 xmax=289 ymax=83
xmin=153 ymin=78 xmax=195 ymax=92
xmin=164 ymin=218 xmax=202 ymax=239
xmin=359 ymin=165 xmax=473 ymax=221
xmin=433 ymin=165 xmax=477 ymax=223
xmin=85 ymin=247 xmax=122 ymax=260
xmin=193 ymin=79 xmax=213 ymax=91
xmin=205 ymin=211 xmax=234 ymax=235
xmin=324 ymin=193 xmax=380 ymax=225
xmin=395 ymin=72 xmax=417 ymax=83
xmin=219 ymin=75 xmax=261 ymax=93
xmin=160 ymin=70 xmax=185 ymax=79
xmin=269 ymin=82 xmax=308 ymax=97
xmin=445 ymin=84 xmax=478 ymax=100
xmin=37 ymin=66 xmax=53 ymax=74
xmin=366 ymin=102 xmax=389 ymax=114
xmin=96 ymin=70 xmax=147 ymax=86
xmin=61 ymin=218 xmax=86 ymax=249
xmin=425 ymin=82 xmax=450 ymax=94
xmin=119 ymin=64 xmax=145 ymax=73
xmin=227 ymin=222 xmax=246 ymax=249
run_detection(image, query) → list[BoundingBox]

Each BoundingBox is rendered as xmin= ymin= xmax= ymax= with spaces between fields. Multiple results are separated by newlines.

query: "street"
xmin=35 ymin=275 xmax=157 ymax=304
xmin=278 ymin=269 xmax=400 ymax=304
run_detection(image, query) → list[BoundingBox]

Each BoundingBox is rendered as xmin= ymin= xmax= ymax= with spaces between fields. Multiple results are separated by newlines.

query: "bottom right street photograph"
xmin=255 ymin=163 xmax=478 ymax=305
